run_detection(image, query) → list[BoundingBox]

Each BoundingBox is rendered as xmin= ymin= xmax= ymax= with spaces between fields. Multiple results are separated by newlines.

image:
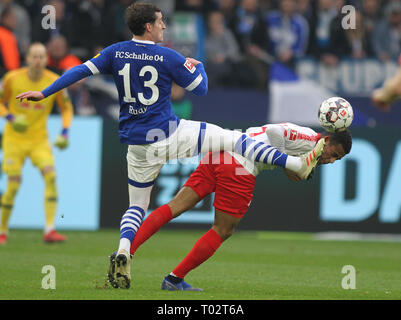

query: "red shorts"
xmin=184 ymin=152 xmax=256 ymax=218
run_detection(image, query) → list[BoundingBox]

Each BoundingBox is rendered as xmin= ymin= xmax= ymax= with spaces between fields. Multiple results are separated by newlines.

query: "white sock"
xmin=118 ymin=238 xmax=131 ymax=254
xmin=284 ymin=155 xmax=303 ymax=172
xmin=44 ymin=226 xmax=54 ymax=234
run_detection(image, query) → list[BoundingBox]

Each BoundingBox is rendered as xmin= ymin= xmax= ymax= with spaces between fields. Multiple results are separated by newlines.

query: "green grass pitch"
xmin=1 ymin=229 xmax=400 ymax=300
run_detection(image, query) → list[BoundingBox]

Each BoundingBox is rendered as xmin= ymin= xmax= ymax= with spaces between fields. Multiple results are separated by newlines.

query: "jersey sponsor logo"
xmin=20 ymin=101 xmax=30 ymax=109
xmin=129 ymin=105 xmax=148 ymax=116
xmin=289 ymin=129 xmax=297 ymax=141
xmin=184 ymin=60 xmax=196 ymax=73
xmin=115 ymin=51 xmax=164 ymax=62
xmin=284 ymin=129 xmax=320 ymax=142
xmin=19 ymin=102 xmax=44 ymax=110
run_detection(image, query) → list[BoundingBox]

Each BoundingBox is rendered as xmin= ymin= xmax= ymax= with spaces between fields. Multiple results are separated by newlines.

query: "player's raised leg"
xmin=372 ymin=63 xmax=401 ymax=111
xmin=199 ymin=122 xmax=325 ymax=179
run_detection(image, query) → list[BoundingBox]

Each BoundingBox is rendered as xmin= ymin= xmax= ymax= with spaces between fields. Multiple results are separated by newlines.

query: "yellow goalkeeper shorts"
xmin=1 ymin=138 xmax=55 ymax=176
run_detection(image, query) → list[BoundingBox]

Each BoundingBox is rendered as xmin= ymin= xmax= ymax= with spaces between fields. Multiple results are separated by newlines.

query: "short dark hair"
xmin=327 ymin=129 xmax=352 ymax=154
xmin=125 ymin=2 xmax=161 ymax=36
xmin=0 ymin=5 xmax=14 ymax=22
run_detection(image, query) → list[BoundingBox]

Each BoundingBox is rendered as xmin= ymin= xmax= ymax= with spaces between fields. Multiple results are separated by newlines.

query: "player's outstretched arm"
xmin=16 ymin=64 xmax=93 ymax=101
xmin=16 ymin=91 xmax=44 ymax=101
xmin=371 ymin=67 xmax=401 ymax=111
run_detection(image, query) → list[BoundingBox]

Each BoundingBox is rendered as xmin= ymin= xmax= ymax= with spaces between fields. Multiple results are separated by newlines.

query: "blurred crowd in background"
xmin=0 ymin=0 xmax=400 ymax=117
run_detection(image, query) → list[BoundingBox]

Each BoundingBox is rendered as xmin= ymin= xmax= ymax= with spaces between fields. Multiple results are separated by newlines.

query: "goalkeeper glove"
xmin=6 ymin=114 xmax=28 ymax=132
xmin=54 ymin=128 xmax=69 ymax=150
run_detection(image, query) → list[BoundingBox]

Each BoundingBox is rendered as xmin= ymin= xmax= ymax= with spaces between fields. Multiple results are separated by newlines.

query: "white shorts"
xmin=126 ymin=119 xmax=243 ymax=186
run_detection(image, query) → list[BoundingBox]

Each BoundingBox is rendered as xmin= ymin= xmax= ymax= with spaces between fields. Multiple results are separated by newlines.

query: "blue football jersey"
xmin=84 ymin=39 xmax=208 ymax=145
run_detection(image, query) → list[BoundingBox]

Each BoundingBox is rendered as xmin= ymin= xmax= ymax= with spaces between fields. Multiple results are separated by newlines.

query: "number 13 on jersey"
xmin=118 ymin=63 xmax=159 ymax=105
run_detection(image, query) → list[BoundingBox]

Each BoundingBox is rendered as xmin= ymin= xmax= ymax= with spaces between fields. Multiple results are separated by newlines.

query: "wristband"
xmin=61 ymin=128 xmax=69 ymax=137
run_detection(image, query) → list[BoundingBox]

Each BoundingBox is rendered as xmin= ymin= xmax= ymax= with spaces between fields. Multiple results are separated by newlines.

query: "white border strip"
xmin=185 ymin=74 xmax=203 ymax=92
xmin=84 ymin=60 xmax=100 ymax=75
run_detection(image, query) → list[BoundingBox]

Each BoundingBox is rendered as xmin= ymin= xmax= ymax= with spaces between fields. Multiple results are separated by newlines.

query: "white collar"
xmin=132 ymin=36 xmax=155 ymax=45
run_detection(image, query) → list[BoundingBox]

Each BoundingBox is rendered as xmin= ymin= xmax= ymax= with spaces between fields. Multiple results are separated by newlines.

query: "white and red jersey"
xmin=229 ymin=122 xmax=321 ymax=176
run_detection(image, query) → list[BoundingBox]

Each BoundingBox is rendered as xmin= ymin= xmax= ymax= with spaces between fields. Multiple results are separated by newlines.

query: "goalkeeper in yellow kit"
xmin=0 ymin=43 xmax=73 ymax=244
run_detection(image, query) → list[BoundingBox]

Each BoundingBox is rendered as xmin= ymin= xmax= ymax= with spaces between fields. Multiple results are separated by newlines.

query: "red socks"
xmin=172 ymin=229 xmax=223 ymax=279
xmin=130 ymin=204 xmax=173 ymax=255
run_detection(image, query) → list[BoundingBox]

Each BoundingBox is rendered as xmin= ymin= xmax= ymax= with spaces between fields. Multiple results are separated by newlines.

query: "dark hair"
xmin=0 ymin=5 xmax=13 ymax=22
xmin=327 ymin=129 xmax=352 ymax=154
xmin=125 ymin=2 xmax=161 ymax=36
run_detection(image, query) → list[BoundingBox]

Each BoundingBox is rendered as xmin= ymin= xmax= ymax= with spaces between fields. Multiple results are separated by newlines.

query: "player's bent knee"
xmin=222 ymin=230 xmax=234 ymax=241
xmin=8 ymin=175 xmax=22 ymax=184
xmin=42 ymin=166 xmax=55 ymax=177
xmin=213 ymin=210 xmax=241 ymax=241
xmin=7 ymin=177 xmax=21 ymax=191
xmin=167 ymin=199 xmax=193 ymax=218
xmin=43 ymin=170 xmax=56 ymax=185
xmin=212 ymin=225 xmax=235 ymax=241
xmin=168 ymin=186 xmax=200 ymax=218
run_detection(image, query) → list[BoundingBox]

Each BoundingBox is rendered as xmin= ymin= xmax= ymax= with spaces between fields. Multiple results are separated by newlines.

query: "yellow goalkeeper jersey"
xmin=0 ymin=67 xmax=73 ymax=142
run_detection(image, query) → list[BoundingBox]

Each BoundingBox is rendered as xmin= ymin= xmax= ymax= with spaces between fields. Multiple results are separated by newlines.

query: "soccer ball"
xmin=318 ymin=97 xmax=354 ymax=132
